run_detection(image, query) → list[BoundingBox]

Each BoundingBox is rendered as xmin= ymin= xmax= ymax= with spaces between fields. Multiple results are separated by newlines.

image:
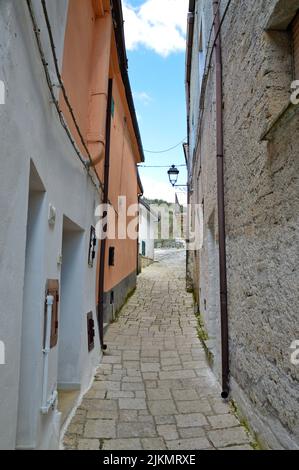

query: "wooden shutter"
xmin=292 ymin=12 xmax=299 ymax=78
xmin=45 ymin=280 xmax=59 ymax=349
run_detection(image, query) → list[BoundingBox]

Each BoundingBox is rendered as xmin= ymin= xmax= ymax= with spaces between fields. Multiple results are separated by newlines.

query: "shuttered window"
xmin=292 ymin=12 xmax=299 ymax=78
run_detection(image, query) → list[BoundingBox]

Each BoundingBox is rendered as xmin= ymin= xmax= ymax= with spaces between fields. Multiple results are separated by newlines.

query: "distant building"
xmin=0 ymin=0 xmax=143 ymax=450
xmin=139 ymin=199 xmax=159 ymax=269
xmin=186 ymin=0 xmax=299 ymax=449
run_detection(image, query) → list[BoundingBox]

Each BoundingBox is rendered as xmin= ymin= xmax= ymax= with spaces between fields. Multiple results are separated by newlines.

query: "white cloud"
xmin=123 ymin=0 xmax=189 ymax=57
xmin=133 ymin=91 xmax=152 ymax=105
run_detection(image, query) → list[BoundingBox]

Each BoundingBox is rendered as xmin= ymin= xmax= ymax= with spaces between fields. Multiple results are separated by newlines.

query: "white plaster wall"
xmin=0 ymin=0 xmax=101 ymax=449
xmin=139 ymin=205 xmax=155 ymax=261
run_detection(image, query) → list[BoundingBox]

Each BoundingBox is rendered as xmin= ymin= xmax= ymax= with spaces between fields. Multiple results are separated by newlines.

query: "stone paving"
xmin=63 ymin=249 xmax=254 ymax=450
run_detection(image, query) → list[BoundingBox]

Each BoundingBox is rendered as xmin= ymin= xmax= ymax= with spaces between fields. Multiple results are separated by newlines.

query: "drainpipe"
xmin=41 ymin=295 xmax=58 ymax=414
xmin=87 ymin=13 xmax=112 ymax=167
xmin=97 ymin=78 xmax=113 ymax=351
xmin=213 ymin=0 xmax=230 ymax=399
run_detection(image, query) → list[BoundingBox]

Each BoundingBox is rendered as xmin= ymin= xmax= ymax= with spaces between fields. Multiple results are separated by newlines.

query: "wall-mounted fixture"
xmin=88 ymin=226 xmax=97 ymax=267
xmin=108 ymin=246 xmax=115 ymax=266
xmin=45 ymin=279 xmax=59 ymax=349
xmin=87 ymin=312 xmax=95 ymax=352
xmin=48 ymin=204 xmax=56 ymax=227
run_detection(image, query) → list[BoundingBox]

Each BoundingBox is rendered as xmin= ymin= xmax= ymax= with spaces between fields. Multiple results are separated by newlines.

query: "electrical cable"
xmin=144 ymin=138 xmax=187 ymax=154
xmin=41 ymin=0 xmax=105 ymax=193
xmin=138 ymin=164 xmax=186 ymax=168
xmin=26 ymin=0 xmax=102 ymax=195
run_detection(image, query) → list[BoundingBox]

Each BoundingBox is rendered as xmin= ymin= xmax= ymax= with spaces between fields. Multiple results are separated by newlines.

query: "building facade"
xmin=186 ymin=0 xmax=299 ymax=449
xmin=139 ymin=199 xmax=158 ymax=269
xmin=0 ymin=0 xmax=143 ymax=449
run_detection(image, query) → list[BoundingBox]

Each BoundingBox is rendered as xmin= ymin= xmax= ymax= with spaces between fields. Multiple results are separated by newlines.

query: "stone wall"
xmin=189 ymin=0 xmax=299 ymax=449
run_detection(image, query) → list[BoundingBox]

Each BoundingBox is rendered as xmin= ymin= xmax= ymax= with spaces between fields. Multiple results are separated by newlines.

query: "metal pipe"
xmin=97 ymin=78 xmax=113 ymax=351
xmin=41 ymin=295 xmax=57 ymax=414
xmin=213 ymin=0 xmax=230 ymax=399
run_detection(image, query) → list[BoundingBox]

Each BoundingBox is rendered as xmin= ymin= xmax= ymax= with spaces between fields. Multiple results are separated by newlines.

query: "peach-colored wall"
xmin=60 ymin=1 xmax=142 ymax=297
xmin=104 ymin=73 xmax=139 ymax=292
xmin=60 ymin=0 xmax=95 ymax=156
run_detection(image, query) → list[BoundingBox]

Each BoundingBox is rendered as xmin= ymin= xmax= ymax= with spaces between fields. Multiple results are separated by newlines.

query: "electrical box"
xmin=87 ymin=312 xmax=95 ymax=352
xmin=45 ymin=279 xmax=59 ymax=349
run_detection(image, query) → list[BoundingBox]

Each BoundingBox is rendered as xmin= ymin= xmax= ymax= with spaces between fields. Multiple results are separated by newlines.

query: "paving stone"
xmin=178 ymin=427 xmax=206 ymax=439
xmin=157 ymin=425 xmax=179 ymax=440
xmin=159 ymin=370 xmax=196 ymax=380
xmin=172 ymin=390 xmax=199 ymax=401
xmin=64 ymin=250 xmax=255 ymax=451
xmin=102 ymin=439 xmax=142 ymax=450
xmin=176 ymin=401 xmax=207 ymax=414
xmin=142 ymin=438 xmax=167 ymax=450
xmin=155 ymin=415 xmax=176 ymax=425
xmin=93 ymin=381 xmax=121 ymax=391
xmin=84 ymin=420 xmax=116 ymax=439
xmin=119 ymin=410 xmax=138 ymax=422
xmin=220 ymin=445 xmax=253 ymax=450
xmin=80 ymin=399 xmax=117 ymax=412
xmin=122 ymin=382 xmax=145 ymax=391
xmin=86 ymin=409 xmax=118 ymax=420
xmin=119 ymin=398 xmax=147 ymax=410
xmin=77 ymin=439 xmax=100 ymax=450
xmin=117 ymin=422 xmax=157 ymax=438
xmin=207 ymin=414 xmax=240 ymax=429
xmin=148 ymin=400 xmax=177 ymax=416
xmin=147 ymin=388 xmax=172 ymax=401
xmin=208 ymin=427 xmax=251 ymax=448
xmin=141 ymin=363 xmax=160 ymax=372
xmin=176 ymin=413 xmax=208 ymax=428
xmin=107 ymin=391 xmax=135 ymax=399
xmin=166 ymin=438 xmax=211 ymax=450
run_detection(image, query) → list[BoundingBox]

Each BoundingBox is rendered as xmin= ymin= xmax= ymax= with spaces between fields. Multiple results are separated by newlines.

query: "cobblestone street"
xmin=63 ymin=250 xmax=254 ymax=450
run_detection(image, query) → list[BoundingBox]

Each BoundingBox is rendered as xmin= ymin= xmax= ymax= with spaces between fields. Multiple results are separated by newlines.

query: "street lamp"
xmin=167 ymin=165 xmax=180 ymax=187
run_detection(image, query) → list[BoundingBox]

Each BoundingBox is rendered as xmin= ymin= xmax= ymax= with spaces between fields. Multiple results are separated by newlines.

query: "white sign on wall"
xmin=0 ymin=341 xmax=5 ymax=365
xmin=0 ymin=80 xmax=5 ymax=105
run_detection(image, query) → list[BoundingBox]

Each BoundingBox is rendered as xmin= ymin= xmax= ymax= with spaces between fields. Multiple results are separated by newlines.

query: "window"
xmin=292 ymin=12 xmax=299 ymax=78
xmin=142 ymin=241 xmax=146 ymax=256
xmin=108 ymin=246 xmax=115 ymax=266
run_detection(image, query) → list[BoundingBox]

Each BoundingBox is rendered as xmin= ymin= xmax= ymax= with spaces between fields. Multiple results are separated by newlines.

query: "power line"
xmin=144 ymin=138 xmax=187 ymax=154
xmin=138 ymin=164 xmax=186 ymax=168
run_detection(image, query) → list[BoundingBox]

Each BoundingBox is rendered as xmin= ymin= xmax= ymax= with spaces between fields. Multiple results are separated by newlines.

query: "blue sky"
xmin=123 ymin=0 xmax=189 ymax=203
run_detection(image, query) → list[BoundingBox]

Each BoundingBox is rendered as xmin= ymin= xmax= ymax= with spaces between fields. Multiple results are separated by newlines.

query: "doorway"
xmin=57 ymin=216 xmax=84 ymax=424
xmin=16 ymin=162 xmax=46 ymax=448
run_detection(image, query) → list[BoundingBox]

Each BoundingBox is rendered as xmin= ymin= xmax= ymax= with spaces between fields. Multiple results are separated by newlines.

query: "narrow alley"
xmin=63 ymin=250 xmax=254 ymax=451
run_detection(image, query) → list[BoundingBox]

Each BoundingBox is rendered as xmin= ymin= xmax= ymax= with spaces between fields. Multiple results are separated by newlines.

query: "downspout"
xmin=213 ymin=0 xmax=229 ymax=398
xmin=97 ymin=78 xmax=113 ymax=351
xmin=87 ymin=13 xmax=112 ymax=167
xmin=41 ymin=295 xmax=58 ymax=414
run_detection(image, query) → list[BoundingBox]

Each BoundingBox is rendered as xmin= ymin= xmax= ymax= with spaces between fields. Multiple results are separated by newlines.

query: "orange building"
xmin=60 ymin=0 xmax=144 ymax=344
